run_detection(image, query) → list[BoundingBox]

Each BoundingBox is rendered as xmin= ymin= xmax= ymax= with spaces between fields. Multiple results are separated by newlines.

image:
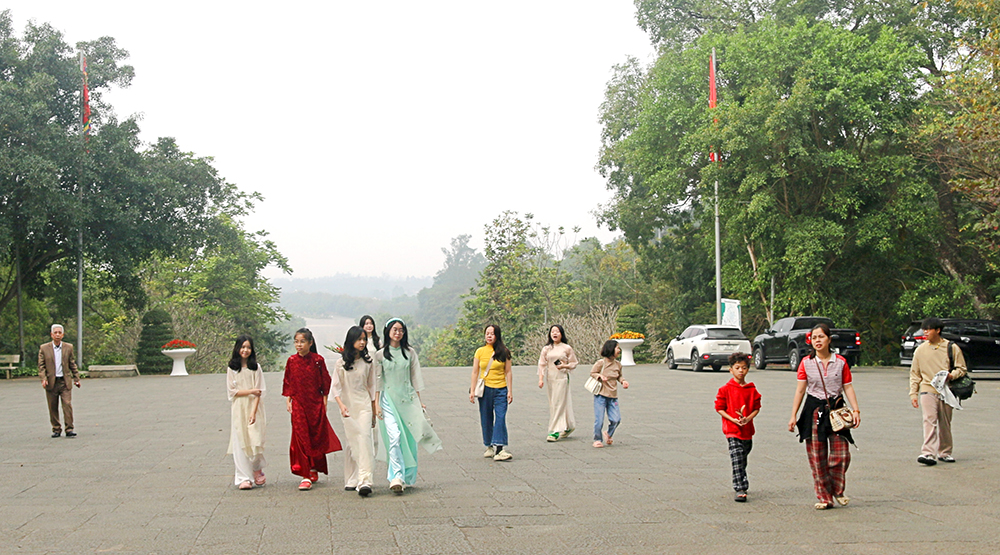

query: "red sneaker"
xmin=309 ymin=470 xmax=319 ymax=483
xmin=298 ymin=479 xmax=312 ymax=491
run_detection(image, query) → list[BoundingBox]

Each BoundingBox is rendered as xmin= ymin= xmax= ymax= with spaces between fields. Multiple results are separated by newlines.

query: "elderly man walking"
xmin=39 ymin=324 xmax=81 ymax=438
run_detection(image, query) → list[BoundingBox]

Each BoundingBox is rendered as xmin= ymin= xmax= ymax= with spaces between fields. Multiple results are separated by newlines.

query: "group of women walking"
xmin=225 ymin=317 xmax=862 ymax=509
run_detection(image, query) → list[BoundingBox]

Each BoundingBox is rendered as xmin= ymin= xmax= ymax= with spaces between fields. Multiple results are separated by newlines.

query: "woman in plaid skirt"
xmin=787 ymin=323 xmax=862 ymax=510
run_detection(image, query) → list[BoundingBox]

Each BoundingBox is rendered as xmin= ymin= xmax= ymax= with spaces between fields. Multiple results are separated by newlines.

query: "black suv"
xmin=900 ymin=319 xmax=1000 ymax=372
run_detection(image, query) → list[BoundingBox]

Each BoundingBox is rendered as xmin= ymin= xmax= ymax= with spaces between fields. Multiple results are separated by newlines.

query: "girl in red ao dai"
xmin=283 ymin=328 xmax=342 ymax=491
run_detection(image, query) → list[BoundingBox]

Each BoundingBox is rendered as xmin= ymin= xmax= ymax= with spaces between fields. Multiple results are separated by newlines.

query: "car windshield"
xmin=707 ymin=328 xmax=747 ymax=340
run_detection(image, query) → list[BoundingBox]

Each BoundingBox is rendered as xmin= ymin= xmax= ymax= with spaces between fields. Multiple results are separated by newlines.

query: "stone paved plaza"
xmin=2 ymin=364 xmax=999 ymax=554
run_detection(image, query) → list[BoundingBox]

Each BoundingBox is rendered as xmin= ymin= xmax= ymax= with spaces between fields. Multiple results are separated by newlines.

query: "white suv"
xmin=664 ymin=325 xmax=751 ymax=371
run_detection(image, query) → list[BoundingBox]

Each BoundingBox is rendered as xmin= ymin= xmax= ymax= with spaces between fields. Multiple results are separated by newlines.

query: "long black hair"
xmin=485 ymin=324 xmax=511 ymax=363
xmin=359 ymin=315 xmax=381 ymax=350
xmin=806 ymin=322 xmax=832 ymax=359
xmin=294 ymin=328 xmax=318 ymax=354
xmin=342 ymin=326 xmax=371 ymax=370
xmin=228 ymin=335 xmax=258 ymax=371
xmin=545 ymin=324 xmax=569 ymax=346
xmin=382 ymin=318 xmax=410 ymax=360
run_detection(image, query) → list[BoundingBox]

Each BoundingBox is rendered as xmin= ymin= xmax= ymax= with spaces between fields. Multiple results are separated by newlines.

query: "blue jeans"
xmin=478 ymin=386 xmax=509 ymax=447
xmin=594 ymin=395 xmax=621 ymax=441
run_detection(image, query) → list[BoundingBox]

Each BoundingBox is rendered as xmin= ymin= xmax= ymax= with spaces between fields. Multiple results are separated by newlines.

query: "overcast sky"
xmin=5 ymin=1 xmax=655 ymax=279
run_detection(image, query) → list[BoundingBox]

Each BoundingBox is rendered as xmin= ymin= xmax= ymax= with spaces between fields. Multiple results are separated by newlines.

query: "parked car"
xmin=900 ymin=319 xmax=1000 ymax=372
xmin=665 ymin=325 xmax=752 ymax=372
xmin=752 ymin=316 xmax=861 ymax=370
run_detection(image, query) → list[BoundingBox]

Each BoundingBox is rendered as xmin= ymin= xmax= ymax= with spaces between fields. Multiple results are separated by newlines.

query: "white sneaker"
xmin=390 ymin=477 xmax=404 ymax=494
xmin=483 ymin=446 xmax=495 ymax=458
xmin=493 ymin=448 xmax=513 ymax=461
xmin=939 ymin=454 xmax=956 ymax=463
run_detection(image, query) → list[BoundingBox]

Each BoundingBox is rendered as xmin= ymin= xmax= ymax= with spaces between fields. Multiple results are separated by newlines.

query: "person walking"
xmin=360 ymin=315 xmax=381 ymax=358
xmin=226 ymin=335 xmax=267 ymax=490
xmin=788 ymin=323 xmax=861 ymax=510
xmin=537 ymin=324 xmax=579 ymax=442
xmin=909 ymin=317 xmax=967 ymax=465
xmin=469 ymin=324 xmax=513 ymax=462
xmin=591 ymin=340 xmax=629 ymax=448
xmin=374 ymin=318 xmax=442 ymax=494
xmin=283 ymin=328 xmax=342 ymax=491
xmin=38 ymin=324 xmax=80 ymax=438
xmin=332 ymin=326 xmax=378 ymax=497
xmin=715 ymin=352 xmax=760 ymax=502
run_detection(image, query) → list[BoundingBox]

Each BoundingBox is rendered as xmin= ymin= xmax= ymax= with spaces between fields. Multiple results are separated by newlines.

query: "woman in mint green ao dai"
xmin=374 ymin=318 xmax=442 ymax=493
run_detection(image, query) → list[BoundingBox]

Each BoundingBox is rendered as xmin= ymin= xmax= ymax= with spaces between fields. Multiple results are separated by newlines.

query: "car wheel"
xmin=666 ymin=349 xmax=677 ymax=369
xmin=753 ymin=347 xmax=767 ymax=370
xmin=691 ymin=349 xmax=703 ymax=372
xmin=788 ymin=348 xmax=801 ymax=371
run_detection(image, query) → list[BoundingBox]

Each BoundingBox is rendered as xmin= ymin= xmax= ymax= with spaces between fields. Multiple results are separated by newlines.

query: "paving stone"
xmin=2 ymin=365 xmax=999 ymax=553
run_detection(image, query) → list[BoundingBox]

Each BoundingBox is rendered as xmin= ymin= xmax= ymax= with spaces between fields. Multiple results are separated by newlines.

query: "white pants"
xmin=342 ymin=409 xmax=375 ymax=488
xmin=232 ymin=429 xmax=266 ymax=485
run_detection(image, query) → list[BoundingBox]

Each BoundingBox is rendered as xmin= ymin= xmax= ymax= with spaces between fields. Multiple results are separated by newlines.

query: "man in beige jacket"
xmin=38 ymin=324 xmax=81 ymax=438
xmin=909 ymin=317 xmax=966 ymax=465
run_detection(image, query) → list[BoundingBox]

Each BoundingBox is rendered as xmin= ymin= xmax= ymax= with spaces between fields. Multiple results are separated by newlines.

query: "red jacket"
xmin=715 ymin=378 xmax=762 ymax=440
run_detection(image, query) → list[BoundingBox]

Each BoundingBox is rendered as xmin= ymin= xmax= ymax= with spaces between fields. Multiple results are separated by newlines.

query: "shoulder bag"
xmin=945 ymin=341 xmax=976 ymax=401
xmin=583 ymin=360 xmax=606 ymax=396
xmin=816 ymin=357 xmax=856 ymax=432
xmin=474 ymin=356 xmax=493 ymax=398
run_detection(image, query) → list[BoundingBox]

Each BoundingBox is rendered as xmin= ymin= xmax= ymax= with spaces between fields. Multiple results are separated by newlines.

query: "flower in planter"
xmin=161 ymin=339 xmax=197 ymax=350
xmin=611 ymin=331 xmax=645 ymax=340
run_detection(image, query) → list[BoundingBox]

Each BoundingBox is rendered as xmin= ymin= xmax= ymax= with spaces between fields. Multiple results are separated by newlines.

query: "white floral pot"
xmin=162 ymin=348 xmax=196 ymax=376
xmin=616 ymin=339 xmax=644 ymax=366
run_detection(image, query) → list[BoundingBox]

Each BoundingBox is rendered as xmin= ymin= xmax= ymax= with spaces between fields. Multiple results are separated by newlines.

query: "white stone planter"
xmin=616 ymin=339 xmax=644 ymax=366
xmin=162 ymin=348 xmax=196 ymax=376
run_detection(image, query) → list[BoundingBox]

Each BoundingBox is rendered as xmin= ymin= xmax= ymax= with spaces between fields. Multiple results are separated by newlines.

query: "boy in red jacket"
xmin=715 ymin=352 xmax=761 ymax=502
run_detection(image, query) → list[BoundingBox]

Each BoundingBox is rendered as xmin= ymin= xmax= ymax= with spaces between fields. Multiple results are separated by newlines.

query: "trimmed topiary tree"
xmin=616 ymin=303 xmax=647 ymax=334
xmin=137 ymin=308 xmax=174 ymax=374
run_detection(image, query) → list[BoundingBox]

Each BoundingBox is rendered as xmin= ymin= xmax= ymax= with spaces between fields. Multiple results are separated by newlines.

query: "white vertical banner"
xmin=720 ymin=298 xmax=741 ymax=328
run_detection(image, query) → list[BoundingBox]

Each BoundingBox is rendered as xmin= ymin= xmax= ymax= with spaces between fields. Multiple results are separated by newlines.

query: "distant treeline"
xmin=273 ymin=274 xmax=432 ymax=300
xmin=280 ymin=290 xmax=419 ymax=320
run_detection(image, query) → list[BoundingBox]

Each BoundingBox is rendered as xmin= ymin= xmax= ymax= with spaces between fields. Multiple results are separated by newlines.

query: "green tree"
xmin=136 ymin=308 xmax=172 ymax=374
xmin=416 ymin=235 xmax=485 ymax=328
xmin=599 ymin=17 xmax=942 ymax=362
xmin=0 ymin=13 xmax=244 ymax=315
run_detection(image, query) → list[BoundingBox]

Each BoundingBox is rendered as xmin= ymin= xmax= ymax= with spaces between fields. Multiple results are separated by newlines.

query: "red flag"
xmin=709 ymin=48 xmax=718 ymax=163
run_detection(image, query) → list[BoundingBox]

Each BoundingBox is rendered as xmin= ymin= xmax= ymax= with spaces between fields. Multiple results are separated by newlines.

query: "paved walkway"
xmin=1 ymin=365 xmax=998 ymax=554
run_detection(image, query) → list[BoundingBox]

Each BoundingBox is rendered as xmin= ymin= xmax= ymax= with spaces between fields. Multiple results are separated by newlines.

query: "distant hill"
xmin=274 ymin=274 xmax=432 ymax=299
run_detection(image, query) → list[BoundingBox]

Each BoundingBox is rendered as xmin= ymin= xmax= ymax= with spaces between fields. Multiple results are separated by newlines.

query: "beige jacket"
xmin=38 ymin=341 xmax=79 ymax=390
xmin=909 ymin=340 xmax=967 ymax=399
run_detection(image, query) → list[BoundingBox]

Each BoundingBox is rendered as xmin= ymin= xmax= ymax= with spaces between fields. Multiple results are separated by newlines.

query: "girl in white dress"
xmin=226 ymin=335 xmax=267 ymax=489
xmin=333 ymin=326 xmax=378 ymax=497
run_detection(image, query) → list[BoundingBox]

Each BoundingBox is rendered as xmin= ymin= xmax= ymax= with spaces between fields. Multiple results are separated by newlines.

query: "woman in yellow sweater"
xmin=469 ymin=324 xmax=514 ymax=461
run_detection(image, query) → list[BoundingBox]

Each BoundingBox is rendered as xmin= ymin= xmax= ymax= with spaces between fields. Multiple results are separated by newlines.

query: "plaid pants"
xmin=805 ymin=408 xmax=851 ymax=505
xmin=727 ymin=437 xmax=753 ymax=492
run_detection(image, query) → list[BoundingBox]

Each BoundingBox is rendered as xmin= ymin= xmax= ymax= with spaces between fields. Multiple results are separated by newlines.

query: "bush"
xmin=616 ymin=303 xmax=647 ymax=334
xmin=136 ymin=309 xmax=173 ymax=374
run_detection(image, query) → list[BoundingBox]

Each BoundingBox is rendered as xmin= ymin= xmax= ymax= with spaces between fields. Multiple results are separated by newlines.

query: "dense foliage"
xmin=0 ymin=13 xmax=291 ymax=372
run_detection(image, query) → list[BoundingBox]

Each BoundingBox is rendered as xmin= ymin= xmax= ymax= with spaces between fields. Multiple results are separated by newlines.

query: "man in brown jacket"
xmin=39 ymin=324 xmax=81 ymax=438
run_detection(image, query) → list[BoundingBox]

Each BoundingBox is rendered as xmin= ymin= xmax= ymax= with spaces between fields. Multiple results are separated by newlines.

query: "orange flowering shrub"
xmin=610 ymin=331 xmax=645 ymax=340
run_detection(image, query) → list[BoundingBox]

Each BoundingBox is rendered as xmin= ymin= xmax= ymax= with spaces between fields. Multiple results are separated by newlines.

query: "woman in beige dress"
xmin=333 ymin=326 xmax=378 ymax=497
xmin=537 ymin=324 xmax=579 ymax=442
xmin=227 ymin=335 xmax=267 ymax=490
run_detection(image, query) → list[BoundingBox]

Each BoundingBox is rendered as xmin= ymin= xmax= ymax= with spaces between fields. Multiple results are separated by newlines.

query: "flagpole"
xmin=710 ymin=48 xmax=722 ymax=325
xmin=77 ymin=52 xmax=88 ymax=368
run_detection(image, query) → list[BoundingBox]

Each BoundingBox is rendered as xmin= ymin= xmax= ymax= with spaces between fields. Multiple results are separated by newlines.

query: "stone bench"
xmin=86 ymin=364 xmax=139 ymax=378
xmin=0 ymin=355 xmax=20 ymax=380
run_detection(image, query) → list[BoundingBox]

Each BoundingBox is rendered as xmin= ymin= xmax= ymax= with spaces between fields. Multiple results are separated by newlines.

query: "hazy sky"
xmin=5 ymin=1 xmax=655 ymax=279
